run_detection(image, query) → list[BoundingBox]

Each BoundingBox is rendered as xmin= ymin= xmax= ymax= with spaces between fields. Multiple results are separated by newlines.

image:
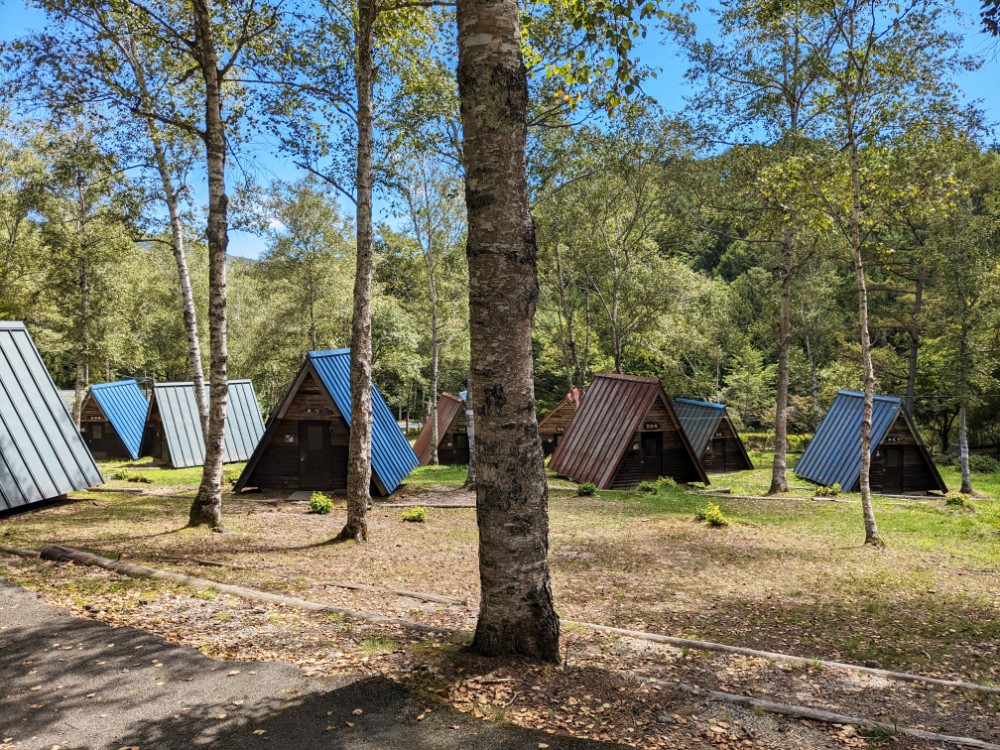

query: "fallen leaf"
xmin=352 ymin=708 xmax=363 ymax=716
xmin=252 ymin=729 xmax=266 ymax=735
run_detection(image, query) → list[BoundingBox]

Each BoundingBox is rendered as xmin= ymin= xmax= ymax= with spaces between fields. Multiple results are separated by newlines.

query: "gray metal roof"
xmin=145 ymin=380 xmax=266 ymax=468
xmin=0 ymin=321 xmax=103 ymax=511
xmin=673 ymin=398 xmax=726 ymax=455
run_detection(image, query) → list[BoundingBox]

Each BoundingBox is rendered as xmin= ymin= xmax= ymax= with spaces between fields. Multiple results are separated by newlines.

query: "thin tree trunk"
xmin=958 ymin=402 xmax=971 ymax=494
xmin=769 ymin=228 xmax=794 ymax=494
xmin=335 ymin=0 xmax=376 ymax=542
xmin=457 ymin=0 xmax=559 ymax=661
xmin=848 ymin=123 xmax=881 ymax=548
xmin=126 ymin=34 xmax=209 ymax=432
xmin=188 ymin=0 xmax=229 ymax=532
xmin=904 ymin=265 xmax=923 ymax=416
xmin=73 ymin=256 xmax=89 ymax=429
xmin=804 ymin=335 xmax=821 ymax=428
xmin=429 ymin=273 xmax=440 ymax=465
xmin=464 ymin=369 xmax=476 ymax=488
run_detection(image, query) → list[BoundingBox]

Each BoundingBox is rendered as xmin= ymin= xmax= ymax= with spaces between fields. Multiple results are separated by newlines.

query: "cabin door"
xmin=299 ymin=421 xmax=331 ymax=488
xmin=882 ymin=446 xmax=904 ymax=494
xmin=641 ymin=432 xmax=663 ymax=481
xmin=711 ymin=438 xmax=727 ymax=472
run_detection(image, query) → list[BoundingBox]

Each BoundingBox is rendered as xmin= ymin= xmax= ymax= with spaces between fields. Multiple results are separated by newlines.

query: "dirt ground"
xmin=2 ymin=479 xmax=999 ymax=749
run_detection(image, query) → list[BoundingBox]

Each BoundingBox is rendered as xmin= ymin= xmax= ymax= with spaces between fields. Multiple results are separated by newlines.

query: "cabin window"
xmin=91 ymin=424 xmax=103 ymax=440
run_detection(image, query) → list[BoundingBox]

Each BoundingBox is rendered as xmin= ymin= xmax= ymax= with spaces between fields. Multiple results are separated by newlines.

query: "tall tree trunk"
xmin=429 ymin=272 xmax=440 ymax=465
xmin=457 ymin=0 xmax=559 ymax=661
xmin=188 ymin=0 xmax=229 ymax=532
xmin=848 ymin=125 xmax=881 ymax=548
xmin=335 ymin=0 xmax=376 ymax=542
xmin=464 ymin=368 xmax=476 ymax=488
xmin=904 ymin=265 xmax=924 ymax=416
xmin=126 ymin=33 xmax=209 ymax=432
xmin=958 ymin=402 xmax=971 ymax=494
xmin=73 ymin=252 xmax=90 ymax=429
xmin=769 ymin=228 xmax=794 ymax=494
xmin=804 ymin=335 xmax=821 ymax=428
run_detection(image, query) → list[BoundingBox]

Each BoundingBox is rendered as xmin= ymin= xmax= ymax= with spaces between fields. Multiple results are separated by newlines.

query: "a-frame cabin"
xmin=139 ymin=380 xmax=265 ymax=468
xmin=673 ymin=398 xmax=753 ymax=473
xmin=80 ymin=379 xmax=148 ymax=461
xmin=538 ymin=388 xmax=580 ymax=457
xmin=413 ymin=392 xmax=470 ymax=466
xmin=234 ymin=349 xmax=418 ymax=496
xmin=796 ymin=390 xmax=946 ymax=494
xmin=550 ymin=373 xmax=708 ymax=489
xmin=0 ymin=321 xmax=103 ymax=513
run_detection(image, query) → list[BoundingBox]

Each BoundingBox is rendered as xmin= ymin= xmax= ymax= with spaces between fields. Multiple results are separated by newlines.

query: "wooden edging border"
xmin=1 ymin=543 xmax=998 ymax=750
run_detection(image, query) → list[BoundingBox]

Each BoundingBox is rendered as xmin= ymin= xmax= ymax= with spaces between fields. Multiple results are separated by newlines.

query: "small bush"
xmin=695 ymin=502 xmax=729 ymax=527
xmin=815 ymin=483 xmax=842 ymax=497
xmin=655 ymin=476 xmax=677 ymax=489
xmin=128 ymin=473 xmax=153 ymax=484
xmin=945 ymin=491 xmax=974 ymax=510
xmin=969 ymin=454 xmax=999 ymax=474
xmin=110 ymin=468 xmax=130 ymax=481
xmin=223 ymin=469 xmax=241 ymax=485
xmin=637 ymin=480 xmax=658 ymax=494
xmin=110 ymin=467 xmax=152 ymax=483
xmin=577 ymin=482 xmax=597 ymax=496
xmin=309 ymin=492 xmax=334 ymax=515
xmin=401 ymin=506 xmax=427 ymax=523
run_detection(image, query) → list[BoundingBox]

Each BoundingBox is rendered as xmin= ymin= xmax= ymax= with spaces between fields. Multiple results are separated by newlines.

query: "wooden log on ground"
xmin=567 ymin=620 xmax=1000 ymax=697
xmin=663 ymin=680 xmax=1000 ymax=750
xmin=0 ymin=545 xmax=40 ymax=558
xmin=36 ymin=545 xmax=451 ymax=635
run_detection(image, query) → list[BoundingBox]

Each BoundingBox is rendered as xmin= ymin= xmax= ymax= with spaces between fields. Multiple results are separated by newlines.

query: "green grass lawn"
xmin=96 ymin=459 xmax=247 ymax=489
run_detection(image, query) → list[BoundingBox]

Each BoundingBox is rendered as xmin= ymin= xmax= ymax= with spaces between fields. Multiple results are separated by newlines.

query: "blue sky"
xmin=1 ymin=0 xmax=996 ymax=258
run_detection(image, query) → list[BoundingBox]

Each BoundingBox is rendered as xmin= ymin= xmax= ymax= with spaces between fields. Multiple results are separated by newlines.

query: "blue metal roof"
xmin=673 ymin=398 xmax=726 ymax=455
xmin=795 ymin=390 xmax=901 ymax=489
xmin=146 ymin=380 xmax=266 ymax=468
xmin=0 ymin=321 xmax=103 ymax=511
xmin=89 ymin=380 xmax=148 ymax=460
xmin=308 ymin=349 xmax=418 ymax=494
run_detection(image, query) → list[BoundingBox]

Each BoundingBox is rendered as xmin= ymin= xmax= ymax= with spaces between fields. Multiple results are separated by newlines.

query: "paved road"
xmin=0 ymin=579 xmax=619 ymax=750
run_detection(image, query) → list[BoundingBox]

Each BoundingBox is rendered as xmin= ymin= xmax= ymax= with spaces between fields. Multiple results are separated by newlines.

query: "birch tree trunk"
xmin=125 ymin=35 xmax=209 ymax=432
xmin=457 ymin=0 xmax=559 ymax=661
xmin=958 ymin=403 xmax=971 ymax=494
xmin=464 ymin=369 xmax=476 ymax=488
xmin=335 ymin=0 xmax=376 ymax=542
xmin=769 ymin=229 xmax=794 ymax=494
xmin=429 ymin=272 xmax=440 ymax=466
xmin=848 ymin=122 xmax=882 ymax=547
xmin=73 ymin=252 xmax=90 ymax=429
xmin=188 ymin=0 xmax=229 ymax=532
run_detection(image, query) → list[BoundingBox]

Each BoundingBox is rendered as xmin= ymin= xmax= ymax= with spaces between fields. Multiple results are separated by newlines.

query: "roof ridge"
xmin=836 ymin=389 xmax=903 ymax=404
xmin=592 ymin=372 xmax=660 ymax=384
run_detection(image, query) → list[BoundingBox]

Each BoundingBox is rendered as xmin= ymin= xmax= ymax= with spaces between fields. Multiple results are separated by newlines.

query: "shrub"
xmin=815 ymin=483 xmax=841 ymax=497
xmin=945 ymin=491 xmax=974 ymax=510
xmin=637 ymin=481 xmax=658 ymax=494
xmin=128 ymin=473 xmax=152 ymax=484
xmin=110 ymin=467 xmax=152 ymax=483
xmin=401 ymin=506 xmax=427 ymax=523
xmin=110 ymin=468 xmax=130 ymax=481
xmin=655 ymin=476 xmax=677 ymax=489
xmin=309 ymin=492 xmax=334 ymax=515
xmin=577 ymin=482 xmax=597 ymax=496
xmin=969 ymin=454 xmax=999 ymax=474
xmin=695 ymin=502 xmax=729 ymax=527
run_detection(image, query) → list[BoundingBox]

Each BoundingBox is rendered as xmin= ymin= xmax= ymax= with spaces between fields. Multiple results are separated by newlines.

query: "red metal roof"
xmin=412 ymin=392 xmax=466 ymax=466
xmin=549 ymin=373 xmax=708 ymax=489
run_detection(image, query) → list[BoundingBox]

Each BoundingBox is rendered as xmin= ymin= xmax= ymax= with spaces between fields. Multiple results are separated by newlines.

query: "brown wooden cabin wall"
xmin=243 ymin=372 xmax=386 ymax=496
xmin=859 ymin=419 xmax=940 ymax=494
xmin=539 ymin=401 xmax=576 ymax=457
xmin=700 ymin=419 xmax=751 ymax=473
xmin=80 ymin=396 xmax=130 ymax=460
xmin=437 ymin=411 xmax=470 ymax=465
xmin=143 ymin=408 xmax=171 ymax=464
xmin=611 ymin=398 xmax=703 ymax=488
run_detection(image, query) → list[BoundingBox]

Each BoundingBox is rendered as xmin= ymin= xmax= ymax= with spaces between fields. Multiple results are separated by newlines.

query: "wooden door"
xmin=299 ymin=421 xmax=331 ymax=488
xmin=712 ymin=438 xmax=727 ymax=472
xmin=641 ymin=432 xmax=663 ymax=481
xmin=881 ymin=446 xmax=904 ymax=493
